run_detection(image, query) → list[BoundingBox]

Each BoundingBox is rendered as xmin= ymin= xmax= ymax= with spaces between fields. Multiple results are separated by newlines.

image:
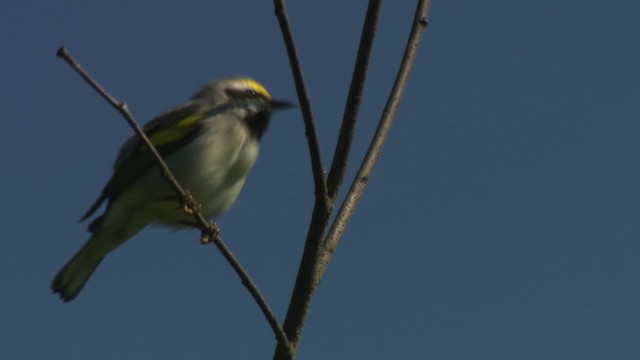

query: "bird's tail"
xmin=51 ymin=234 xmax=109 ymax=302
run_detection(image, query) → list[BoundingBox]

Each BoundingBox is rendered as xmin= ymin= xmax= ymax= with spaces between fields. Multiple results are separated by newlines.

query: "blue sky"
xmin=2 ymin=1 xmax=640 ymax=359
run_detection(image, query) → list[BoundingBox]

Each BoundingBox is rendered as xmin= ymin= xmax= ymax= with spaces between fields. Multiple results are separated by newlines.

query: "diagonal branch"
xmin=57 ymin=47 xmax=196 ymax=217
xmin=319 ymin=0 xmax=431 ymax=275
xmin=326 ymin=0 xmax=382 ymax=200
xmin=56 ymin=46 xmax=292 ymax=357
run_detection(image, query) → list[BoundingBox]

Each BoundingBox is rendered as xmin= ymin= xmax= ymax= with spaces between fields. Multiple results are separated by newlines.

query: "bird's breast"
xmin=168 ymin=120 xmax=260 ymax=217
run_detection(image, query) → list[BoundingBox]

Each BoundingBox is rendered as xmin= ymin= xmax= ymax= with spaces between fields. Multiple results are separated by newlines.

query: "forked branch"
xmin=273 ymin=1 xmax=432 ymax=359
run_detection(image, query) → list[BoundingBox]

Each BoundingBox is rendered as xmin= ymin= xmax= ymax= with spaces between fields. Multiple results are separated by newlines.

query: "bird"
xmin=51 ymin=76 xmax=293 ymax=302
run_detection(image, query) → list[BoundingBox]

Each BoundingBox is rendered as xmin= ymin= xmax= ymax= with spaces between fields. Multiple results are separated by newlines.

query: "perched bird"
xmin=52 ymin=77 xmax=292 ymax=302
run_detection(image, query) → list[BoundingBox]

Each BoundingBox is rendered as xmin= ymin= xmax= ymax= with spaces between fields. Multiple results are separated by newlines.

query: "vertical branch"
xmin=272 ymin=2 xmax=331 ymax=359
xmin=274 ymin=0 xmax=333 ymax=359
xmin=326 ymin=0 xmax=382 ymax=200
xmin=319 ymin=0 xmax=431 ymax=274
xmin=273 ymin=0 xmax=328 ymax=206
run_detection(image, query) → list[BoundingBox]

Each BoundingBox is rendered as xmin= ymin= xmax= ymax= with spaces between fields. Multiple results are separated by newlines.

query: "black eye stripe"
xmin=226 ymin=88 xmax=262 ymax=99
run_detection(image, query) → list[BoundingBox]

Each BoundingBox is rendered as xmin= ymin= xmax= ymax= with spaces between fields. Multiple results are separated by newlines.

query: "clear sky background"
xmin=2 ymin=1 xmax=639 ymax=359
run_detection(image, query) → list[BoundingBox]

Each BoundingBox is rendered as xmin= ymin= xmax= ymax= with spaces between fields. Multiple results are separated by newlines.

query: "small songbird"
xmin=52 ymin=77 xmax=293 ymax=301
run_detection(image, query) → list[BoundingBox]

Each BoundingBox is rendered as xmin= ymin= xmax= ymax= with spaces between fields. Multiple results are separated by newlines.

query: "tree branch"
xmin=272 ymin=2 xmax=334 ymax=359
xmin=273 ymin=0 xmax=328 ymax=207
xmin=56 ymin=46 xmax=292 ymax=356
xmin=326 ymin=0 xmax=382 ymax=200
xmin=272 ymin=1 xmax=383 ymax=359
xmin=319 ymin=0 xmax=431 ymax=275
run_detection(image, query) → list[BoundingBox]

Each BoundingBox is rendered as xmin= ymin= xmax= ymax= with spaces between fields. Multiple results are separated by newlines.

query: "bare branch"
xmin=56 ymin=46 xmax=292 ymax=355
xmin=273 ymin=202 xmax=330 ymax=360
xmin=273 ymin=0 xmax=328 ymax=207
xmin=319 ymin=0 xmax=431 ymax=275
xmin=272 ymin=2 xmax=334 ymax=359
xmin=272 ymin=1 xmax=383 ymax=359
xmin=326 ymin=0 xmax=382 ymax=200
xmin=56 ymin=47 xmax=198 ymax=220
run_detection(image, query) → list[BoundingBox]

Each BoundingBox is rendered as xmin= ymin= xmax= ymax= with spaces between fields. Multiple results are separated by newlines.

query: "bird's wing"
xmin=80 ymin=101 xmax=206 ymax=222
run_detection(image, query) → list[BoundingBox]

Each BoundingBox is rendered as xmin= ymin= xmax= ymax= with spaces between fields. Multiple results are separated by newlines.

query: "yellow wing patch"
xmin=149 ymin=113 xmax=203 ymax=147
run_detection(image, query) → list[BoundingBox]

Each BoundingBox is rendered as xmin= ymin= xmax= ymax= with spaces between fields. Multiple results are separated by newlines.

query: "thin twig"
xmin=319 ymin=0 xmax=431 ymax=275
xmin=326 ymin=0 xmax=382 ymax=200
xmin=56 ymin=47 xmax=198 ymax=220
xmin=56 ymin=46 xmax=291 ymax=354
xmin=273 ymin=0 xmax=328 ymax=207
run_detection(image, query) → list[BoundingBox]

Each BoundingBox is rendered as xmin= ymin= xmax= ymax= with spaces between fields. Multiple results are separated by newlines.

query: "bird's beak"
xmin=271 ymin=99 xmax=297 ymax=110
